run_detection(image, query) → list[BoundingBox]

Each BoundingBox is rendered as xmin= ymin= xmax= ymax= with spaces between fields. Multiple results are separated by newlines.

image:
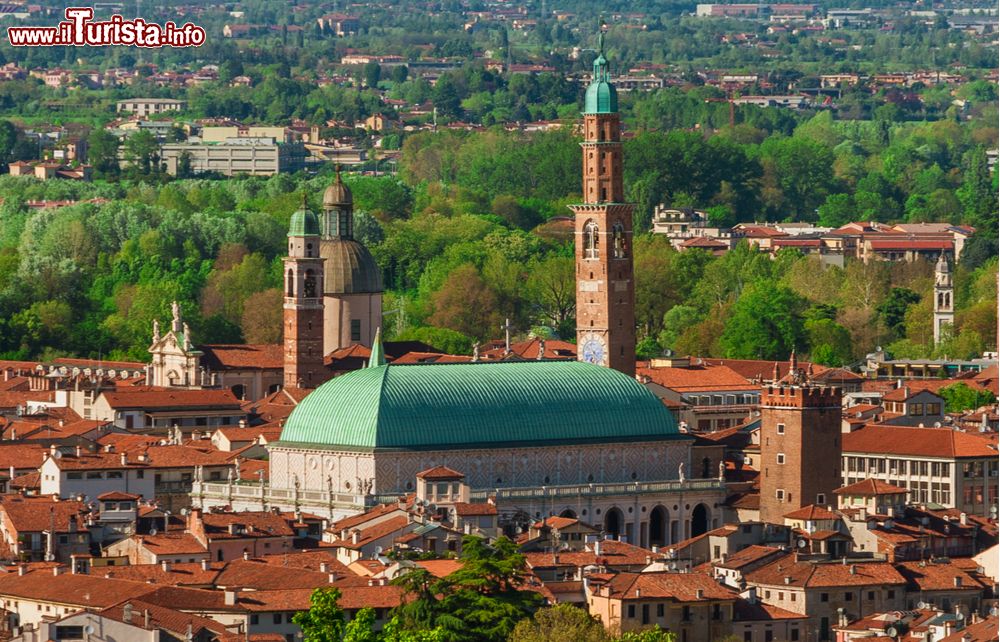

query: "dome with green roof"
xmin=277 ymin=359 xmax=679 ymax=451
xmin=584 ymin=28 xmax=618 ymax=114
xmin=288 ymin=205 xmax=320 ymax=237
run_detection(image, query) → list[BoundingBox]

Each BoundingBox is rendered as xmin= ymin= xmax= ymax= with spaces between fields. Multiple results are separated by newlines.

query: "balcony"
xmin=466 ymin=478 xmax=725 ymax=502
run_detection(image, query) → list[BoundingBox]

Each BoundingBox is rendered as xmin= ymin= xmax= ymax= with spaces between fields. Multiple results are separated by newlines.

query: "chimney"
xmin=329 ymin=573 xmax=338 ymax=583
xmin=200 ymin=559 xmax=209 ymax=571
xmin=953 ymin=576 xmax=962 ymax=587
xmin=123 ymin=602 xmax=133 ymax=624
xmin=849 ymin=565 xmax=857 ymax=575
xmin=144 ymin=609 xmax=150 ymax=629
xmin=120 ymin=452 xmax=127 ymax=466
xmin=960 ymin=512 xmax=968 ymax=526
xmin=243 ymin=550 xmax=250 ymax=561
xmin=224 ymin=589 xmax=239 ymax=606
xmin=320 ymin=562 xmax=329 ymax=573
xmin=746 ymin=587 xmax=757 ymax=604
xmin=635 ymin=588 xmax=641 ymax=598
xmin=695 ymin=589 xmax=704 ymax=599
xmin=784 ymin=576 xmax=792 ymax=585
xmin=52 ymin=566 xmax=62 ymax=577
xmin=49 ymin=444 xmax=58 ymax=458
xmin=351 ymin=530 xmax=360 ymax=545
xmin=161 ymin=560 xmax=172 ymax=573
xmin=17 ymin=564 xmax=26 ymax=576
xmin=75 ymin=445 xmax=82 ymax=458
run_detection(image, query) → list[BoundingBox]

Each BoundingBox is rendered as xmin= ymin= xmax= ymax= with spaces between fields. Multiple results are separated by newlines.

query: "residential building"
xmin=638 ymin=357 xmax=760 ymax=432
xmin=0 ymin=495 xmax=90 ymax=562
xmin=116 ymin=98 xmax=187 ymax=117
xmin=841 ymin=425 xmax=999 ymax=514
xmin=745 ymin=554 xmax=908 ymax=641
xmin=159 ymin=138 xmax=307 ymax=176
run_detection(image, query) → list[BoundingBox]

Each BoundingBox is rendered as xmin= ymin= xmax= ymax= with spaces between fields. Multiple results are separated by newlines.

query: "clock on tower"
xmin=570 ymin=24 xmax=636 ymax=378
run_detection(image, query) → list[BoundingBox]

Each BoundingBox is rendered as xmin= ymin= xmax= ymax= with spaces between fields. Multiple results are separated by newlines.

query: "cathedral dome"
xmin=288 ymin=206 xmax=320 ymax=237
xmin=277 ymin=360 xmax=679 ymax=450
xmin=320 ymin=239 xmax=383 ymax=294
xmin=323 ymin=172 xmax=352 ymax=207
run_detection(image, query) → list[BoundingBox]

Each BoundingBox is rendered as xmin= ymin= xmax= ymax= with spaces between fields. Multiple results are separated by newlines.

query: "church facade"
xmin=192 ymin=30 xmax=727 ymax=547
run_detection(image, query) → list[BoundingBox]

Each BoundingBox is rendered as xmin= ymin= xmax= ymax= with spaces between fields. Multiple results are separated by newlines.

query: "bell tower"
xmin=570 ymin=24 xmax=635 ymax=377
xmin=933 ymin=252 xmax=953 ymax=345
xmin=283 ymin=201 xmax=326 ymax=389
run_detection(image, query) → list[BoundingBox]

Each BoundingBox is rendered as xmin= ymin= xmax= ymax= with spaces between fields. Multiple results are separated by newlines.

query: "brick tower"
xmin=758 ymin=367 xmax=843 ymax=524
xmin=570 ymin=24 xmax=636 ymax=377
xmin=283 ymin=202 xmax=326 ymax=389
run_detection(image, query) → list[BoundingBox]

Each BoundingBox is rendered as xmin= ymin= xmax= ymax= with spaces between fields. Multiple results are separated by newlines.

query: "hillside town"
xmin=0 ymin=0 xmax=993 ymax=640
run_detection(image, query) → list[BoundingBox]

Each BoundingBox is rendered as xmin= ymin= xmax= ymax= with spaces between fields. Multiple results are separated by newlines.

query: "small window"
xmin=777 ymin=454 xmax=785 ymax=465
xmin=776 ymin=423 xmax=785 ymax=434
xmin=107 ymin=471 xmax=123 ymax=479
xmin=791 ymin=629 xmax=799 ymax=642
xmin=350 ymin=319 xmax=362 ymax=342
xmin=816 ymin=494 xmax=826 ymax=505
xmin=86 ymin=471 xmax=103 ymax=479
xmin=273 ymin=613 xmax=282 ymax=624
xmin=845 ymin=592 xmax=853 ymax=601
xmin=627 ymin=605 xmax=635 ymax=619
xmin=657 ymin=604 xmax=664 ymax=617
xmin=775 ymin=489 xmax=785 ymax=500
xmin=67 ymin=472 xmax=83 ymax=480
xmin=867 ymin=591 xmax=875 ymax=601
xmin=820 ymin=593 xmax=829 ymax=602
xmin=137 ymin=470 xmax=144 ymax=479
xmin=887 ymin=590 xmax=895 ymax=599
xmin=250 ymin=614 xmax=259 ymax=625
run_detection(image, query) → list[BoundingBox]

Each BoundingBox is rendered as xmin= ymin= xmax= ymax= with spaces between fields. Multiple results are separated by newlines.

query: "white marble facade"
xmin=268 ymin=439 xmax=690 ymax=496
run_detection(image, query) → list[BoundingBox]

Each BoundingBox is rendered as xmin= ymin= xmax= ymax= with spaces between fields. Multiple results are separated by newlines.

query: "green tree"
xmin=88 ymin=129 xmax=121 ymax=179
xmin=720 ymin=283 xmax=805 ymax=360
xmin=293 ymin=587 xmax=346 ymax=642
xmin=509 ymin=604 xmax=609 ymax=642
xmin=876 ymin=287 xmax=921 ymax=340
xmin=938 ymin=383 xmax=997 ymax=413
xmin=394 ymin=536 xmax=542 ymax=642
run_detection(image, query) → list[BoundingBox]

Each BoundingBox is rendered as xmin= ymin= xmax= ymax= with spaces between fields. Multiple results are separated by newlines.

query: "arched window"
xmin=584 ymin=221 xmax=599 ymax=259
xmin=303 ymin=269 xmax=317 ymax=298
xmin=612 ymin=221 xmax=626 ymax=259
xmin=285 ymin=269 xmax=294 ymax=297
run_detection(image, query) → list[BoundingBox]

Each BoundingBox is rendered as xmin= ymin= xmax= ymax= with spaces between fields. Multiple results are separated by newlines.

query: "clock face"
xmin=580 ymin=335 xmax=607 ymax=365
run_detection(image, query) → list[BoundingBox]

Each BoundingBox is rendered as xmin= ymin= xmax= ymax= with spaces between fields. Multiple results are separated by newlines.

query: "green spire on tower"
xmin=368 ymin=327 xmax=386 ymax=367
xmin=584 ymin=20 xmax=618 ymax=114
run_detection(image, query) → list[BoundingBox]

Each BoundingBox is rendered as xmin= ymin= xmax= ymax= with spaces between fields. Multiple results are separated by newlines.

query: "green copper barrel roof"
xmin=288 ymin=206 xmax=320 ymax=237
xmin=278 ymin=360 xmax=678 ymax=450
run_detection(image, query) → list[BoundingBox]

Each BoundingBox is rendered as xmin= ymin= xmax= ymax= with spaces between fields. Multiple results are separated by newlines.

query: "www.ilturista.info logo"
xmin=8 ymin=7 xmax=206 ymax=47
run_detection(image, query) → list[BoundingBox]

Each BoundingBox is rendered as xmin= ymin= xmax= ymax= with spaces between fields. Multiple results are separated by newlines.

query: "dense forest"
xmin=0 ymin=91 xmax=995 ymax=365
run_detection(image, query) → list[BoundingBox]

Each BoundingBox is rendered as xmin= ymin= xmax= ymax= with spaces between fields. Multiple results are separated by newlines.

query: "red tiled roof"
xmin=416 ymin=465 xmax=464 ymax=480
xmin=0 ymin=570 xmax=158 ymax=607
xmin=637 ymin=363 xmax=758 ymax=392
xmin=532 ymin=516 xmax=583 ymax=530
xmin=716 ymin=546 xmax=784 ymax=570
xmin=199 ymin=344 xmax=283 ymax=370
xmin=100 ymin=388 xmax=242 ymax=410
xmin=783 ymin=504 xmax=839 ymax=520
xmin=136 ymin=533 xmax=208 ymax=555
xmin=328 ymin=515 xmax=411 ymax=549
xmin=452 ymin=502 xmax=497 ymax=516
xmin=415 ymin=559 xmax=462 ymax=578
xmin=937 ymin=616 xmax=998 ymax=642
xmin=0 ymin=495 xmax=86 ymax=533
xmin=843 ymin=425 xmax=998 ymax=458
xmin=868 ymin=239 xmax=952 ymax=250
xmin=97 ymin=491 xmax=140 ymax=501
xmin=895 ymin=560 xmax=987 ymax=592
xmin=94 ymin=561 xmax=222 ymax=586
xmin=98 ymin=599 xmax=227 ymax=637
xmin=599 ymin=571 xmax=737 ymax=601
xmin=745 ymin=553 xmax=906 ymax=588
xmin=835 ymin=479 xmax=907 ymax=496
xmin=681 ymin=237 xmax=728 ymax=248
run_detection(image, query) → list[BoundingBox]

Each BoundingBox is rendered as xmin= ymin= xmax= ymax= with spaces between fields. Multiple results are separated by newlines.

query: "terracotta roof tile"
xmin=100 ymin=388 xmax=242 ymax=410
xmin=601 ymin=571 xmax=737 ymax=601
xmin=0 ymin=495 xmax=87 ymax=533
xmin=716 ymin=546 xmax=784 ymax=570
xmin=843 ymin=425 xmax=998 ymax=458
xmin=895 ymin=560 xmax=987 ymax=592
xmin=199 ymin=344 xmax=282 ymax=370
xmin=0 ymin=570 xmax=157 ymax=607
xmin=783 ymin=504 xmax=839 ymax=520
xmin=745 ymin=553 xmax=906 ymax=588
xmin=416 ymin=466 xmax=465 ymax=480
xmin=637 ymin=363 xmax=758 ymax=392
xmin=835 ymin=479 xmax=908 ymax=496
